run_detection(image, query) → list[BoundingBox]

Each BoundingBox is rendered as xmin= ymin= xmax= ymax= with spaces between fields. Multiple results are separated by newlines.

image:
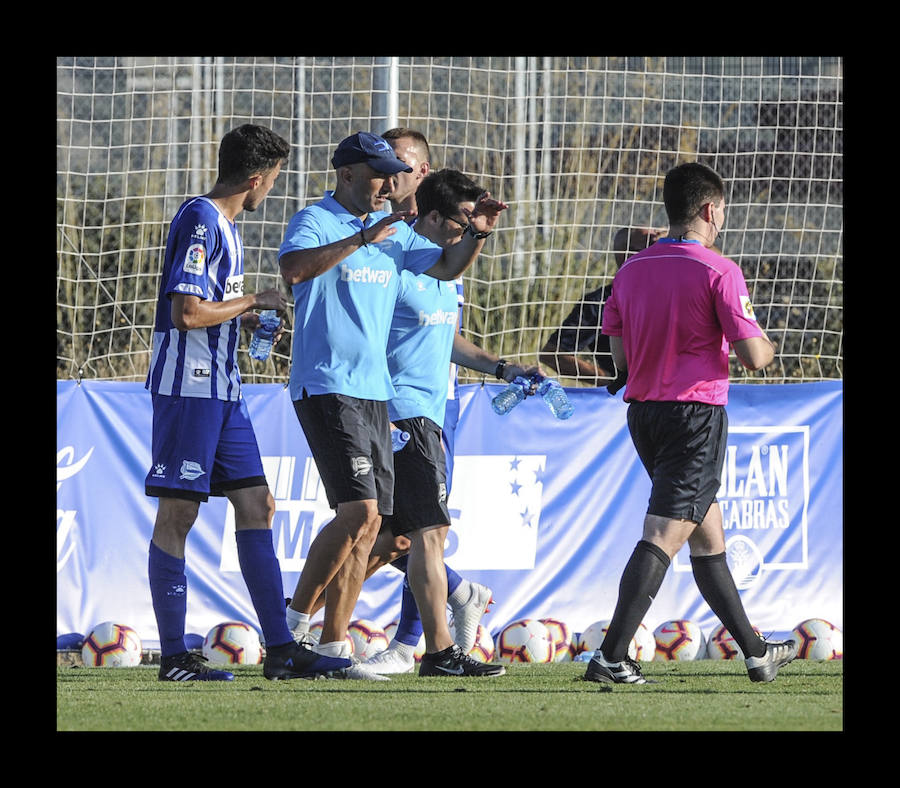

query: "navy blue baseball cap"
xmin=331 ymin=131 xmax=413 ymax=174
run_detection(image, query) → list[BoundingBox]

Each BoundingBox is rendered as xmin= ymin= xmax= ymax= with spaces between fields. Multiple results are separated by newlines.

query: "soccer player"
xmin=361 ymin=169 xmax=541 ymax=676
xmin=144 ymin=124 xmax=351 ymax=682
xmin=278 ymin=132 xmax=506 ymax=677
xmin=357 ymin=133 xmax=494 ymax=672
xmin=585 ymin=161 xmax=797 ymax=685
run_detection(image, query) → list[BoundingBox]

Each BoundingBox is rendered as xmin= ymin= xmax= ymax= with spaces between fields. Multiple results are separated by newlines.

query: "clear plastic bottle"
xmin=537 ymin=377 xmax=574 ymax=420
xmin=248 ymin=310 xmax=280 ymax=361
xmin=391 ymin=428 xmax=411 ymax=452
xmin=491 ymin=376 xmax=531 ymax=415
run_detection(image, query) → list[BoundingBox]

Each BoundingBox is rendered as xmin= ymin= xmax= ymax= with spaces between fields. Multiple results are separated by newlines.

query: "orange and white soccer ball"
xmin=541 ymin=617 xmax=577 ymax=662
xmin=202 ymin=621 xmax=263 ymax=665
xmin=791 ymin=618 xmax=843 ymax=660
xmin=468 ymin=623 xmax=495 ymax=662
xmin=81 ymin=621 xmax=143 ymax=667
xmin=653 ymin=619 xmax=706 ymax=661
xmin=495 ymin=619 xmax=555 ymax=664
xmin=347 ymin=619 xmax=389 ymax=660
xmin=632 ymin=622 xmax=656 ymax=661
xmin=706 ymin=623 xmax=762 ymax=660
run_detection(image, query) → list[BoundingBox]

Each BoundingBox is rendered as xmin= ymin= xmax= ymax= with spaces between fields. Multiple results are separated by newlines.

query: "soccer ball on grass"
xmin=347 ymin=619 xmax=389 ymax=660
xmin=202 ymin=621 xmax=263 ymax=665
xmin=653 ymin=619 xmax=706 ymax=661
xmin=81 ymin=621 xmax=143 ymax=667
xmin=791 ymin=618 xmax=843 ymax=660
xmin=495 ymin=619 xmax=555 ymax=663
xmin=541 ymin=617 xmax=577 ymax=662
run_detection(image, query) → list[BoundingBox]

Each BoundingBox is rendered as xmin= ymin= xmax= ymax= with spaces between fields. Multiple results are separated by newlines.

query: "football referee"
xmin=585 ymin=162 xmax=798 ymax=685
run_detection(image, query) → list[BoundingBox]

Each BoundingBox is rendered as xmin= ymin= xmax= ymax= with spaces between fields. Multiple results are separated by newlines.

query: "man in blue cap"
xmin=279 ymin=131 xmax=507 ymax=678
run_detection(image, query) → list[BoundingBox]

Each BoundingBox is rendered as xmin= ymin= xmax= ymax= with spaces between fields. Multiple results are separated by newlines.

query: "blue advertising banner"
xmin=57 ymin=380 xmax=842 ymax=647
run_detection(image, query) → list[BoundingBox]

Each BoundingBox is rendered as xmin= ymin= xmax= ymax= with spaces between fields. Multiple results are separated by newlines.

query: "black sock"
xmin=600 ymin=540 xmax=670 ymax=662
xmin=690 ymin=552 xmax=765 ymax=658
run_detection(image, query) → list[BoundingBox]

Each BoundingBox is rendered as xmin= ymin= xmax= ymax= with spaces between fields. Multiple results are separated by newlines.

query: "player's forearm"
xmin=171 ymin=293 xmax=261 ymax=331
xmin=426 ymin=234 xmax=485 ymax=281
xmin=451 ymin=332 xmax=498 ymax=374
xmin=279 ymin=234 xmax=365 ymax=285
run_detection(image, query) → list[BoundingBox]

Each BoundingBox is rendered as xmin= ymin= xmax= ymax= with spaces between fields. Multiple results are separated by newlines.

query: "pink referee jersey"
xmin=601 ymin=238 xmax=763 ymax=405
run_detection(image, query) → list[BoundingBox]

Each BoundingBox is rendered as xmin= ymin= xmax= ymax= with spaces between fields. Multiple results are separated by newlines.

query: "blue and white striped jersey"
xmin=146 ymin=197 xmax=246 ymax=400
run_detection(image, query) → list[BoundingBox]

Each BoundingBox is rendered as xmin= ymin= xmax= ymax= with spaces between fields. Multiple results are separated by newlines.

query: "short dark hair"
xmin=415 ymin=169 xmax=482 ymax=218
xmin=663 ymin=162 xmax=725 ymax=226
xmin=217 ymin=124 xmax=290 ymax=185
xmin=381 ymin=127 xmax=432 ymax=163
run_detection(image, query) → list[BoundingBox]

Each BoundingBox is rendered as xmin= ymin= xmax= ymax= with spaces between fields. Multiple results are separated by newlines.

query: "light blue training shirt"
xmin=278 ymin=192 xmax=444 ymax=402
xmin=387 ymin=270 xmax=461 ymax=428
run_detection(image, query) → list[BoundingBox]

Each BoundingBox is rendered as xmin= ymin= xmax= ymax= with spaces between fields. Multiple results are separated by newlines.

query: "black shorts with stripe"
xmin=293 ymin=392 xmax=394 ymax=515
xmin=384 ymin=416 xmax=451 ymax=537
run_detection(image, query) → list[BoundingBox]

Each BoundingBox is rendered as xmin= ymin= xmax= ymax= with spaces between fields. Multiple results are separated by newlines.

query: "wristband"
xmin=467 ymin=224 xmax=492 ymax=240
xmin=494 ymin=359 xmax=508 ymax=380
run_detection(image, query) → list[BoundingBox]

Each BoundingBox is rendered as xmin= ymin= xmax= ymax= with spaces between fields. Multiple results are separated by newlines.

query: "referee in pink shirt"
xmin=584 ymin=162 xmax=798 ymax=685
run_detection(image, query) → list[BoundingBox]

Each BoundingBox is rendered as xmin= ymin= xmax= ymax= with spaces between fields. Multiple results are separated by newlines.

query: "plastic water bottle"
xmin=537 ymin=377 xmax=574 ymax=420
xmin=391 ymin=428 xmax=410 ymax=452
xmin=248 ymin=310 xmax=280 ymax=361
xmin=491 ymin=376 xmax=531 ymax=415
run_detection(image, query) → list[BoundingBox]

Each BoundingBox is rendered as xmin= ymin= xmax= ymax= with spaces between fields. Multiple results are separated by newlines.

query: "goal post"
xmin=56 ymin=56 xmax=842 ymax=385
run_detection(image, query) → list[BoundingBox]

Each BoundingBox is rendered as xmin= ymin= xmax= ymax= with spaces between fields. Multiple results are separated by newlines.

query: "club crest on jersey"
xmin=184 ymin=243 xmax=206 ymax=276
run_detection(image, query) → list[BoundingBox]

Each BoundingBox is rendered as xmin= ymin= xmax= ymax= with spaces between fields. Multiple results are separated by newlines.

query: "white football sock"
xmin=285 ymin=608 xmax=309 ymax=635
xmin=315 ymin=640 xmax=350 ymax=658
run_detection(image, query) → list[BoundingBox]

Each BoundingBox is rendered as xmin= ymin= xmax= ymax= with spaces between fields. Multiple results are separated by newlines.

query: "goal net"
xmin=57 ymin=56 xmax=842 ymax=386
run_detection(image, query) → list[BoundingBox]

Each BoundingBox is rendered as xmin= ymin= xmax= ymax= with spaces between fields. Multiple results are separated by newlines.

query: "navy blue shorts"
xmin=626 ymin=400 xmax=727 ymax=524
xmin=384 ymin=416 xmax=451 ymax=537
xmin=293 ymin=392 xmax=394 ymax=515
xmin=145 ymin=394 xmax=267 ymax=502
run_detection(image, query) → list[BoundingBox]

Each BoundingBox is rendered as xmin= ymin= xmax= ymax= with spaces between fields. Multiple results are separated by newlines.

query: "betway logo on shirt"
xmin=339 ymin=263 xmax=393 ymax=288
xmin=419 ymin=308 xmax=458 ymax=327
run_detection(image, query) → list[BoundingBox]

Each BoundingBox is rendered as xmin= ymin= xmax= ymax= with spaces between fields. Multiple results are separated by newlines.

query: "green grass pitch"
xmin=57 ymin=659 xmax=842 ymax=733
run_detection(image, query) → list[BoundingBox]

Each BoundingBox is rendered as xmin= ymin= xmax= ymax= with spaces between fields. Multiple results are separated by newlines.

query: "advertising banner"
xmin=57 ymin=380 xmax=842 ymax=646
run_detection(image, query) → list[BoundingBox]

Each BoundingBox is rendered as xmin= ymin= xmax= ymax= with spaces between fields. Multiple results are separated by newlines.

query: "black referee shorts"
xmin=293 ymin=392 xmax=394 ymax=515
xmin=383 ymin=416 xmax=451 ymax=537
xmin=627 ymin=400 xmax=727 ymax=525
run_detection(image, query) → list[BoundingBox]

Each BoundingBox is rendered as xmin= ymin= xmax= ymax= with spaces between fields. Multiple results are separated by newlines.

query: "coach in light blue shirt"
xmin=278 ymin=131 xmax=508 ymax=666
xmin=279 ymin=188 xmax=442 ymax=402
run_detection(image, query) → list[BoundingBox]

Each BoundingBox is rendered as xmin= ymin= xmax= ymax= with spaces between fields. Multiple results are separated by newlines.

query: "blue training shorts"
xmin=145 ymin=393 xmax=267 ymax=502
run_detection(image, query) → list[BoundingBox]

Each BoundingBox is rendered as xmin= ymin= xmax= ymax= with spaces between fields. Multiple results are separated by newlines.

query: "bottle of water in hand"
xmin=391 ymin=428 xmax=411 ymax=452
xmin=491 ymin=376 xmax=532 ymax=415
xmin=537 ymin=377 xmax=574 ymax=420
xmin=248 ymin=310 xmax=280 ymax=361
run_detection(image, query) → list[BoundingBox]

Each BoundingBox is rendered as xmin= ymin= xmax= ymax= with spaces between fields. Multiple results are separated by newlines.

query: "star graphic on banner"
xmin=533 ymin=464 xmax=546 ymax=485
xmin=510 ymin=479 xmax=522 ymax=496
xmin=520 ymin=507 xmax=535 ymax=528
xmin=509 ymin=457 xmax=521 ymax=471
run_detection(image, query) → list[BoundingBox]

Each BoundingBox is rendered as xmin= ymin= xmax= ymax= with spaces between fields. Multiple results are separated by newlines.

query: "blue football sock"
xmin=235 ymin=528 xmax=293 ymax=649
xmin=394 ymin=575 xmax=424 ymax=646
xmin=445 ymin=564 xmax=462 ymax=596
xmin=148 ymin=542 xmax=188 ymax=658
